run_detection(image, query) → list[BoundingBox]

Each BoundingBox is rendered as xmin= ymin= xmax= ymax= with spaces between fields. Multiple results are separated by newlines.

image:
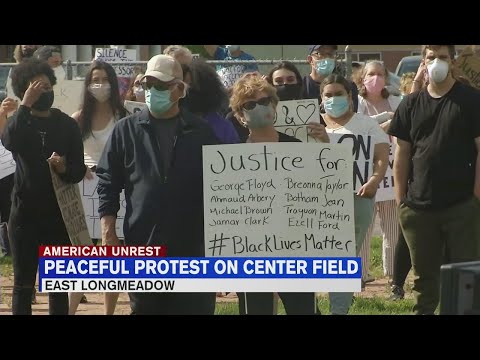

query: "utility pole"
xmin=345 ymin=45 xmax=352 ymax=79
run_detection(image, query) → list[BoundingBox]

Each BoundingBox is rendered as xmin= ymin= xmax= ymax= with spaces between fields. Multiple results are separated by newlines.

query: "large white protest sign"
xmin=274 ymin=99 xmax=321 ymax=142
xmin=124 ymin=100 xmax=147 ymax=115
xmin=203 ymin=143 xmax=355 ymax=257
xmin=53 ymin=80 xmax=83 ymax=116
xmin=0 ymin=144 xmax=15 ymax=180
xmin=80 ymin=174 xmax=126 ymax=239
xmin=50 ymin=166 xmax=92 ymax=246
xmin=375 ymin=139 xmax=395 ymax=202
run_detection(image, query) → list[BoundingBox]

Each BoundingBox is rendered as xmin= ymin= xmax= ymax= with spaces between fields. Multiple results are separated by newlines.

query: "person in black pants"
xmin=389 ymin=226 xmax=410 ymax=300
xmin=228 ymin=73 xmax=330 ymax=315
xmin=2 ymin=59 xmax=86 ymax=315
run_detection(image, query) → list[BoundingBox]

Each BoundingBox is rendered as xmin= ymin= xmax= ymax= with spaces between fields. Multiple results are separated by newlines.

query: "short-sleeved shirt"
xmin=326 ymin=113 xmax=389 ymax=192
xmin=214 ymin=47 xmax=259 ymax=88
xmin=388 ymin=81 xmax=480 ymax=210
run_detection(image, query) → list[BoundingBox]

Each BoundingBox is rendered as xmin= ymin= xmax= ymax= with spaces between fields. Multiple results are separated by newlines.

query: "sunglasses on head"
xmin=241 ymin=97 xmax=272 ymax=111
xmin=141 ymin=81 xmax=178 ymax=92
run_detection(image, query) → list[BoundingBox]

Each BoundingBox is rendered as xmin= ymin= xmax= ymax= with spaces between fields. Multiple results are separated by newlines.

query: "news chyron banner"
xmin=38 ymin=143 xmax=361 ymax=293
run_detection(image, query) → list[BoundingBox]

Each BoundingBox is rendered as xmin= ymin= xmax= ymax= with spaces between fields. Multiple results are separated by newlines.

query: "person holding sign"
xmin=389 ymin=45 xmax=480 ymax=315
xmin=357 ymin=61 xmax=402 ymax=287
xmin=2 ymin=58 xmax=86 ymax=315
xmin=229 ymin=73 xmax=328 ymax=315
xmin=308 ymin=74 xmax=389 ymax=314
xmin=96 ymin=54 xmax=220 ymax=315
xmin=69 ymin=60 xmax=127 ymax=315
xmin=204 ymin=45 xmax=259 ymax=89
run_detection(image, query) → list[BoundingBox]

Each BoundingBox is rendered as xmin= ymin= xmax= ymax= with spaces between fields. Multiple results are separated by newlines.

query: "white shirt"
xmin=326 ymin=113 xmax=389 ymax=192
xmin=83 ymin=116 xmax=116 ymax=167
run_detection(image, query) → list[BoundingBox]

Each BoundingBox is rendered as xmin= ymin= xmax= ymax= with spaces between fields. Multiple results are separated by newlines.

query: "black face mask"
xmin=32 ymin=91 xmax=54 ymax=111
xmin=275 ymin=84 xmax=303 ymax=101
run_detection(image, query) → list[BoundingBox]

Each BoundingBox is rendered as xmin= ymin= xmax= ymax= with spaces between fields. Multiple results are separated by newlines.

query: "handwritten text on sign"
xmin=274 ymin=99 xmax=321 ymax=143
xmin=0 ymin=144 xmax=15 ymax=180
xmin=53 ymin=80 xmax=83 ymax=117
xmin=80 ymin=174 xmax=126 ymax=239
xmin=203 ymin=143 xmax=355 ymax=257
xmin=454 ymin=46 xmax=480 ymax=89
xmin=50 ymin=166 xmax=92 ymax=246
xmin=327 ymin=133 xmax=375 ymax=193
xmin=95 ymin=48 xmax=137 ymax=77
xmin=375 ymin=140 xmax=395 ymax=202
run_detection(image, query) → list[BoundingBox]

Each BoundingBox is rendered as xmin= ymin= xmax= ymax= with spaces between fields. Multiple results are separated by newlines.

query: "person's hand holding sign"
xmin=48 ymin=152 xmax=66 ymax=174
xmin=307 ymin=122 xmax=330 ymax=143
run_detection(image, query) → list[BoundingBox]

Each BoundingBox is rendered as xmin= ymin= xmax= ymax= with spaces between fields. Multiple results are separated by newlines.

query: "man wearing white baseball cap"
xmin=96 ymin=54 xmax=220 ymax=315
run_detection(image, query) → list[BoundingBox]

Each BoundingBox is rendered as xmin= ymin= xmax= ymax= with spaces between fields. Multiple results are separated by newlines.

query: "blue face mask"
xmin=315 ymin=58 xmax=336 ymax=77
xmin=145 ymin=87 xmax=173 ymax=115
xmin=324 ymin=96 xmax=349 ymax=118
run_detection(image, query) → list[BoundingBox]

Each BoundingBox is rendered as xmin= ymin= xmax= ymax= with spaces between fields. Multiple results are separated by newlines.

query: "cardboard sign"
xmin=454 ymin=46 xmax=480 ymax=89
xmin=203 ymin=143 xmax=355 ymax=257
xmin=50 ymin=165 xmax=92 ymax=246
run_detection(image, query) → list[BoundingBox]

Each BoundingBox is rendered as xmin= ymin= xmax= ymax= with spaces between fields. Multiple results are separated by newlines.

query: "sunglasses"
xmin=141 ymin=81 xmax=178 ymax=92
xmin=241 ymin=97 xmax=272 ymax=111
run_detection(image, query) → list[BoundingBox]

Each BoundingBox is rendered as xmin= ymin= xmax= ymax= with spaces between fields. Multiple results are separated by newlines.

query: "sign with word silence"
xmin=203 ymin=143 xmax=355 ymax=258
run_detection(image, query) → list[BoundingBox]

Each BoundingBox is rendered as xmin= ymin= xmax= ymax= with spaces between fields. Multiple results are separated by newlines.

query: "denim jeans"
xmin=329 ymin=195 xmax=375 ymax=315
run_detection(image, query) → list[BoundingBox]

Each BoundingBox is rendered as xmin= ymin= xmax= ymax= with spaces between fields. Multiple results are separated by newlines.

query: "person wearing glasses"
xmin=96 ymin=54 xmax=220 ymax=315
xmin=303 ymin=45 xmax=359 ymax=112
xmin=230 ymin=73 xmax=328 ymax=315
xmin=124 ymin=72 xmax=146 ymax=103
xmin=69 ymin=60 xmax=127 ymax=315
xmin=1 ymin=58 xmax=86 ymax=315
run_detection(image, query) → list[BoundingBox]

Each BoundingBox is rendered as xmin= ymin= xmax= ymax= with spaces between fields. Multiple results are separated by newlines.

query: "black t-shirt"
xmin=150 ymin=114 xmax=179 ymax=178
xmin=278 ymin=132 xmax=301 ymax=143
xmin=388 ymin=81 xmax=480 ymax=210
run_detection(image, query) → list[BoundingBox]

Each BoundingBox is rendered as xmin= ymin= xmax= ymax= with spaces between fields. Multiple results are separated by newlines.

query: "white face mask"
xmin=427 ymin=58 xmax=449 ymax=84
xmin=133 ymin=86 xmax=145 ymax=98
xmin=88 ymin=83 xmax=111 ymax=103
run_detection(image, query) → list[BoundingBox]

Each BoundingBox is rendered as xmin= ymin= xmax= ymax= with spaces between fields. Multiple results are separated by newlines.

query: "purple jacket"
xmin=204 ymin=112 xmax=241 ymax=144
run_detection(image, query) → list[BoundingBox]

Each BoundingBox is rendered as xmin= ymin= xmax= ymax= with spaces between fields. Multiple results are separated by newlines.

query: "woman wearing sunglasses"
xmin=229 ymin=73 xmax=326 ymax=315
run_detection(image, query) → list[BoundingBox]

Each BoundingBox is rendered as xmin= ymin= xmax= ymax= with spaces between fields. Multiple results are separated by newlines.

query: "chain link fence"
xmin=0 ymin=49 xmax=354 ymax=94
